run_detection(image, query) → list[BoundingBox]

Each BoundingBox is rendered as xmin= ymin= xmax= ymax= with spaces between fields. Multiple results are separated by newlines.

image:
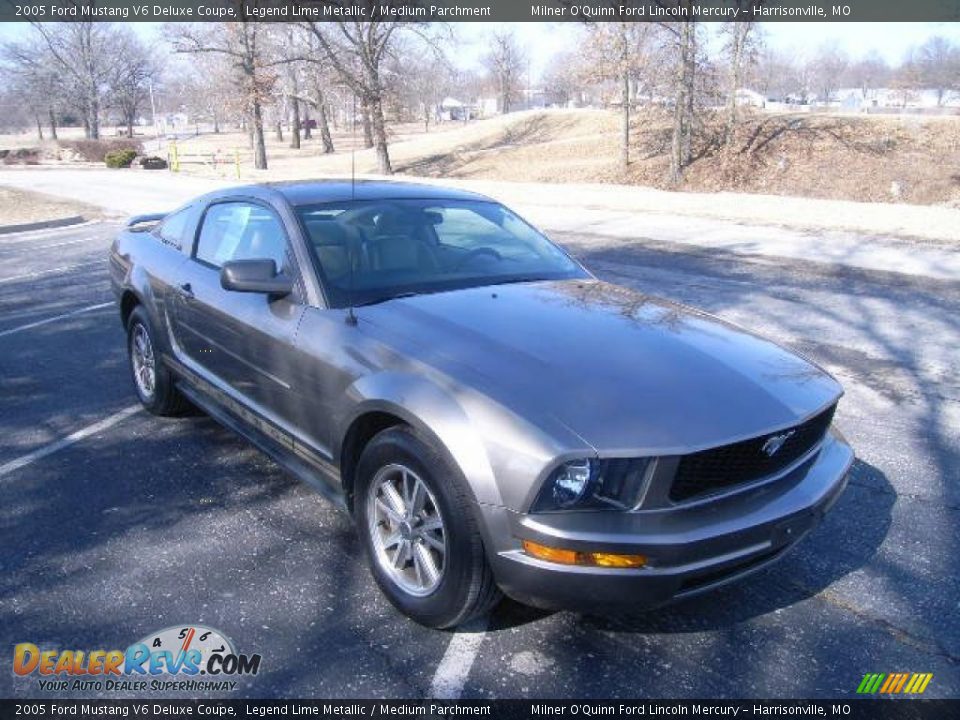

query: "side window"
xmin=430 ymin=207 xmax=507 ymax=251
xmin=155 ymin=206 xmax=192 ymax=250
xmin=195 ymin=202 xmax=289 ymax=271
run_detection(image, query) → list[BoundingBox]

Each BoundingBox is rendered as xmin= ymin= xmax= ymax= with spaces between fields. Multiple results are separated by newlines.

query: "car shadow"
xmin=488 ymin=458 xmax=894 ymax=634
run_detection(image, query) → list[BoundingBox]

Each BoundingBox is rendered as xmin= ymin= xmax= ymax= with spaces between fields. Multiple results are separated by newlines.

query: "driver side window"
xmin=195 ymin=202 xmax=289 ymax=272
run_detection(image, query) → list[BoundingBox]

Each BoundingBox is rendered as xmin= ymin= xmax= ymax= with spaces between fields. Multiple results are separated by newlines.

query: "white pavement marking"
xmin=429 ymin=617 xmax=489 ymax=700
xmin=0 ymin=302 xmax=113 ymax=338
xmin=0 ymin=405 xmax=142 ymax=479
xmin=0 ymin=260 xmax=102 ymax=284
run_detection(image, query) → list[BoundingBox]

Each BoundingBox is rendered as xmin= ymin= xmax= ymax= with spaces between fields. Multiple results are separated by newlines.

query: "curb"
xmin=0 ymin=215 xmax=86 ymax=235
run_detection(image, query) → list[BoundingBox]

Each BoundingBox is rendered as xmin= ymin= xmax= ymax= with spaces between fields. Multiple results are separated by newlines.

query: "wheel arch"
xmin=336 ymin=378 xmax=503 ymax=512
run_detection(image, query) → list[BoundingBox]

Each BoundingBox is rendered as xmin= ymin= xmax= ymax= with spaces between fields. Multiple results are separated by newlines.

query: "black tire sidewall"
xmin=355 ymin=426 xmax=487 ymax=628
xmin=126 ymin=306 xmax=173 ymax=414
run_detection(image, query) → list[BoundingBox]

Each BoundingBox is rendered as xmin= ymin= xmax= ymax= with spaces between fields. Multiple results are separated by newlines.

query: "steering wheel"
xmin=454 ymin=247 xmax=502 ymax=271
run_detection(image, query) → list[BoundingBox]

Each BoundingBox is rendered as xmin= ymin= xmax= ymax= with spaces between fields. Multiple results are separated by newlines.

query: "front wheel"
xmin=355 ymin=426 xmax=501 ymax=628
xmin=126 ymin=305 xmax=189 ymax=416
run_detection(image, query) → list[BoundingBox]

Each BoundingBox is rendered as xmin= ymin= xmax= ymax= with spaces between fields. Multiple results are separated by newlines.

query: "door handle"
xmin=177 ymin=283 xmax=194 ymax=300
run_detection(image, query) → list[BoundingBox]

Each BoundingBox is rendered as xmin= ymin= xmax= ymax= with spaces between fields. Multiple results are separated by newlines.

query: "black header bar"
xmin=1 ymin=0 xmax=960 ymax=23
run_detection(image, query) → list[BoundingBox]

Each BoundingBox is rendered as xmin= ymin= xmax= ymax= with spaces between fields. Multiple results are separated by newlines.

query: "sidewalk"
xmin=1 ymin=167 xmax=957 ymax=281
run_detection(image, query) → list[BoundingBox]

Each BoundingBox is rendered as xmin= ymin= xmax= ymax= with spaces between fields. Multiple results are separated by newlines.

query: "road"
xmin=0 ymin=216 xmax=957 ymax=699
xmin=2 ymin=168 xmax=959 ymax=280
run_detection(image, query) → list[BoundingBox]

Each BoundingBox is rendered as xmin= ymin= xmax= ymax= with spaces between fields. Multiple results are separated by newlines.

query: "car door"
xmin=170 ymin=199 xmax=306 ymax=428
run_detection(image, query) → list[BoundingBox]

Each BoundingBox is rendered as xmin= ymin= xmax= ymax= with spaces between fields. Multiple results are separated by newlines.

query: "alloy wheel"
xmin=366 ymin=463 xmax=447 ymax=597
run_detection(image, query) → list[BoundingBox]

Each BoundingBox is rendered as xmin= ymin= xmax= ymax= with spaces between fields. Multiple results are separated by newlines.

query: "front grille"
xmin=670 ymin=404 xmax=836 ymax=502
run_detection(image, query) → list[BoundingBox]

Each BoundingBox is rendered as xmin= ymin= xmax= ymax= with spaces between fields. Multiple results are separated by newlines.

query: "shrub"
xmin=138 ymin=155 xmax=168 ymax=170
xmin=104 ymin=148 xmax=138 ymax=168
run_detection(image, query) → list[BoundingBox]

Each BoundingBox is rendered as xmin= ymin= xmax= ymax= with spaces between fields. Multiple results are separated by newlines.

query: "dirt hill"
xmin=387 ymin=109 xmax=960 ymax=207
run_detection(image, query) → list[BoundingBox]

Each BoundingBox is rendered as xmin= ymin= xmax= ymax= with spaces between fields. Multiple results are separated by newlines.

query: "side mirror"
xmin=220 ymin=259 xmax=292 ymax=297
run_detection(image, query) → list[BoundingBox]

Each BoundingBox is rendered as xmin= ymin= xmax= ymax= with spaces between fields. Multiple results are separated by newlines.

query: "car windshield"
xmin=295 ymin=198 xmax=587 ymax=308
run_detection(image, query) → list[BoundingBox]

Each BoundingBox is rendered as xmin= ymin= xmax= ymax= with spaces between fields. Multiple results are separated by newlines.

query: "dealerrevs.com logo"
xmin=13 ymin=625 xmax=261 ymax=693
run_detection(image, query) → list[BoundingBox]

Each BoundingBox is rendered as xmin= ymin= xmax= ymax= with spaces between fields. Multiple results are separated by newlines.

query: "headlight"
xmin=531 ymin=457 xmax=654 ymax=512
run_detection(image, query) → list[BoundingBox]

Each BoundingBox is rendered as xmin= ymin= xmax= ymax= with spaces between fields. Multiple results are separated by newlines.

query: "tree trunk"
xmin=725 ymin=23 xmax=747 ymax=143
xmin=360 ymin=97 xmax=374 ymax=149
xmin=127 ymin=115 xmax=135 ymax=141
xmin=252 ymin=100 xmax=268 ymax=170
xmin=48 ymin=107 xmax=58 ymax=140
xmin=88 ymin=91 xmax=100 ymax=140
xmin=669 ymin=17 xmax=697 ymax=184
xmin=319 ymin=102 xmax=334 ymax=154
xmin=213 ymin=111 xmax=220 ymax=134
xmin=83 ymin=115 xmax=91 ymax=139
xmin=275 ymin=120 xmax=283 ymax=143
xmin=290 ymin=96 xmax=301 ymax=149
xmin=369 ymin=92 xmax=392 ymax=174
xmin=35 ymin=114 xmax=44 ymax=141
xmin=303 ymin=107 xmax=312 ymax=139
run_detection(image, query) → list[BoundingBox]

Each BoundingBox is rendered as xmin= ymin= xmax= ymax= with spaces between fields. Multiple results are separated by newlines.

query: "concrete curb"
xmin=0 ymin=215 xmax=86 ymax=235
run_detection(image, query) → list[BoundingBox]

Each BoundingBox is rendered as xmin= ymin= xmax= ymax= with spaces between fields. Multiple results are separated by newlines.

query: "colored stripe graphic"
xmin=857 ymin=672 xmax=933 ymax=694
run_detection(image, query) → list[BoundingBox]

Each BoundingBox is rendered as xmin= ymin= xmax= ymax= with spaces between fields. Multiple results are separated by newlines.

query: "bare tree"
xmin=483 ymin=30 xmax=525 ymax=114
xmin=812 ymin=41 xmax=848 ymax=104
xmin=721 ymin=1 xmax=765 ymax=142
xmin=6 ymin=21 xmax=121 ymax=139
xmin=299 ymin=19 xmax=416 ymax=174
xmin=0 ymin=37 xmax=66 ymax=139
xmin=655 ymin=2 xmax=702 ymax=183
xmin=915 ymin=36 xmax=960 ymax=106
xmin=579 ymin=23 xmax=661 ymax=169
xmin=109 ymin=29 xmax=159 ymax=139
xmin=844 ymin=50 xmax=890 ymax=101
xmin=169 ymin=19 xmax=281 ymax=170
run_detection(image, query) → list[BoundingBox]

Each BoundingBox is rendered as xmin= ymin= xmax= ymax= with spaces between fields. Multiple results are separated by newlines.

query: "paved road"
xmin=0 ymin=221 xmax=957 ymax=700
xmin=2 ymin=168 xmax=960 ymax=280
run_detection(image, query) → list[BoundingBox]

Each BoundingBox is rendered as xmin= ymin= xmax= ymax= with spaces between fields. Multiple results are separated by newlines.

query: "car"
xmin=109 ymin=180 xmax=854 ymax=628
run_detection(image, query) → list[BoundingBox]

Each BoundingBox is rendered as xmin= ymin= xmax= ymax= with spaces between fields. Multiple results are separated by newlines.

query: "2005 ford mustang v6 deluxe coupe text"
xmin=110 ymin=180 xmax=854 ymax=628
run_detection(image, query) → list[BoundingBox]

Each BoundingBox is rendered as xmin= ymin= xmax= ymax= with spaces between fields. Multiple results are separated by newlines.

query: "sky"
xmin=1 ymin=21 xmax=958 ymax=81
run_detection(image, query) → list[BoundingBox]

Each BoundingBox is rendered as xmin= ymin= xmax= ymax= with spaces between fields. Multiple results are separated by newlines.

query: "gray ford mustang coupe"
xmin=110 ymin=180 xmax=853 ymax=628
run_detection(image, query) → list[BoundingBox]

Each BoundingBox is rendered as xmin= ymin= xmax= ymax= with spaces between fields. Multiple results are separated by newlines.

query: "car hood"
xmin=359 ymin=280 xmax=842 ymax=455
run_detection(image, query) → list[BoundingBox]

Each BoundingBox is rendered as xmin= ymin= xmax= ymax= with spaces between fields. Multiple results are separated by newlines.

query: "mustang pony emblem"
xmin=762 ymin=430 xmax=796 ymax=457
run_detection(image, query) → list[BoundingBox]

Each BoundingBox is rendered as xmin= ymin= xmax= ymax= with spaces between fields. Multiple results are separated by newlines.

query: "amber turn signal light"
xmin=522 ymin=540 xmax=647 ymax=568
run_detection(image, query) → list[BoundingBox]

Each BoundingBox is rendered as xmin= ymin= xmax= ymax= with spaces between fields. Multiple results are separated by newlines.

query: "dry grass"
xmin=4 ymin=109 xmax=960 ymax=207
xmin=0 ymin=186 xmax=102 ymax=227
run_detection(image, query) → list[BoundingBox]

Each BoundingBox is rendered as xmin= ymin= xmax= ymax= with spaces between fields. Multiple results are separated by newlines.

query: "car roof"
xmin=208 ymin=179 xmax=496 ymax=206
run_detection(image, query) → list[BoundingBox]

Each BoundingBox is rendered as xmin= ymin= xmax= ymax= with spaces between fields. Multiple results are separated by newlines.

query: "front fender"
xmin=340 ymin=372 xmax=504 ymax=507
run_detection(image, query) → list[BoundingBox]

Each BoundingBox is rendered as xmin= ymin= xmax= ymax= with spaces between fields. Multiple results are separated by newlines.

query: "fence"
xmin=166 ymin=140 xmax=247 ymax=179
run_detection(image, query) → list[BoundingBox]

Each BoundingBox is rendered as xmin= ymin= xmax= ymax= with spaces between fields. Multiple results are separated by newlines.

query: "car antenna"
xmin=345 ymin=93 xmax=358 ymax=327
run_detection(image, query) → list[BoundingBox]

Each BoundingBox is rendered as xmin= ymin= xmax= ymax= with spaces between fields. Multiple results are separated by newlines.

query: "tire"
xmin=355 ymin=426 xmax=501 ymax=628
xmin=126 ymin=305 xmax=189 ymax=416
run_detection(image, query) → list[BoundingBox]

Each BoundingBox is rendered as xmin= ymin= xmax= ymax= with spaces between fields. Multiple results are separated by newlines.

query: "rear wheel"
xmin=126 ymin=305 xmax=189 ymax=416
xmin=355 ymin=426 xmax=501 ymax=628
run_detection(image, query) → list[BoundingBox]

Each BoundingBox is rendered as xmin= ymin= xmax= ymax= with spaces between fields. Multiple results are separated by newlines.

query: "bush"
xmin=138 ymin=155 xmax=168 ymax=170
xmin=104 ymin=148 xmax=138 ymax=168
xmin=58 ymin=139 xmax=142 ymax=163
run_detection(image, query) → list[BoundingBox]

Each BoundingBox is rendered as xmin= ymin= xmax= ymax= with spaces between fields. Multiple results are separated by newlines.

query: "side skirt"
xmin=174 ymin=377 xmax=348 ymax=513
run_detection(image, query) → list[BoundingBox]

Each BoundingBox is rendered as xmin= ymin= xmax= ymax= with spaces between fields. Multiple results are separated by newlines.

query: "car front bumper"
xmin=479 ymin=429 xmax=854 ymax=611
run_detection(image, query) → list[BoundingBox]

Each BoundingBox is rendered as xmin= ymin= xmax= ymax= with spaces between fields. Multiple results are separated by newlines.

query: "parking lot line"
xmin=0 ymin=260 xmax=103 ymax=285
xmin=0 ymin=404 xmax=141 ymax=479
xmin=0 ymin=301 xmax=114 ymax=338
xmin=429 ymin=617 xmax=488 ymax=700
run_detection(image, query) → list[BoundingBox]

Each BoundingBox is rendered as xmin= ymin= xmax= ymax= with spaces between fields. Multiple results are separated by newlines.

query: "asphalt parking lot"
xmin=1 ymin=220 xmax=958 ymax=699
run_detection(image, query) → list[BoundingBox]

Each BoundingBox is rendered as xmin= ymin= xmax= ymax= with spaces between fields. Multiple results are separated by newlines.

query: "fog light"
xmin=522 ymin=540 xmax=647 ymax=568
xmin=589 ymin=552 xmax=647 ymax=568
